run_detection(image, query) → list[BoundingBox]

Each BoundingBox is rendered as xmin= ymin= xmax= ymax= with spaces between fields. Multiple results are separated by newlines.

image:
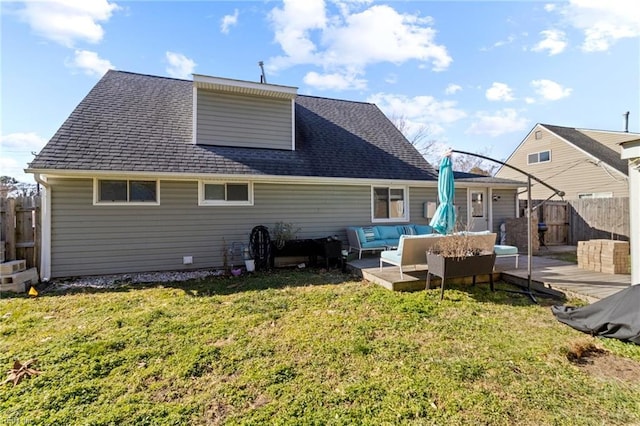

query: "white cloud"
xmin=165 ymin=52 xmax=196 ymax=79
xmin=445 ymin=84 xmax=462 ymax=95
xmin=303 ymin=71 xmax=366 ymax=91
xmin=385 ymin=74 xmax=398 ymax=84
xmin=555 ymin=0 xmax=640 ymax=52
xmin=322 ymin=5 xmax=451 ymax=71
xmin=532 ymin=29 xmax=567 ymax=55
xmin=531 ymin=79 xmax=572 ymax=101
xmin=466 ymin=109 xmax=528 ymax=137
xmin=0 ymin=133 xmax=48 ymax=182
xmin=1 ymin=132 xmax=47 ymax=153
xmin=66 ymin=50 xmax=114 ymax=77
xmin=221 ymin=9 xmax=239 ymax=34
xmin=493 ymin=35 xmax=516 ymax=48
xmin=18 ymin=0 xmax=120 ymax=47
xmin=485 ymin=82 xmax=515 ymax=102
xmin=268 ymin=0 xmax=327 ymax=68
xmin=267 ymin=1 xmax=451 ymax=91
xmin=368 ymin=92 xmax=467 ymax=137
xmin=480 ymin=34 xmax=523 ymax=52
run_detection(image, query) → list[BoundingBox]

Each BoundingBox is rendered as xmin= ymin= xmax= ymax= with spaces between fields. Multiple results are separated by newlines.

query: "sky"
xmin=1 ymin=0 xmax=639 ymax=183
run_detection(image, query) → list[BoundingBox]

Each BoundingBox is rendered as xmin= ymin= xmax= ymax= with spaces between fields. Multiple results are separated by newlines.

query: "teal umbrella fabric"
xmin=429 ymin=154 xmax=456 ymax=234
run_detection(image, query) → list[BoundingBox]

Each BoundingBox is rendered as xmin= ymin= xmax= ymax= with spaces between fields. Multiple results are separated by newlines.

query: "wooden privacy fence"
xmin=568 ymin=197 xmax=629 ymax=244
xmin=0 ymin=196 xmax=41 ymax=269
xmin=526 ymin=197 xmax=629 ymax=246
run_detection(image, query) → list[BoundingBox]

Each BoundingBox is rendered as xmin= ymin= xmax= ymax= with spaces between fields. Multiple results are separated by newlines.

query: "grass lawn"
xmin=2 ymin=269 xmax=639 ymax=425
xmin=541 ymin=251 xmax=578 ymax=264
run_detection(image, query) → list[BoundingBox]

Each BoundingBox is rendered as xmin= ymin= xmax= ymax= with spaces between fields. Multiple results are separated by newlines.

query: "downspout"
xmin=33 ymin=173 xmax=51 ymax=281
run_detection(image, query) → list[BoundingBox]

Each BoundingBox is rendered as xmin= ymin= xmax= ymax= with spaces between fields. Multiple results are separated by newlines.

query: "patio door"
xmin=469 ymin=189 xmax=488 ymax=232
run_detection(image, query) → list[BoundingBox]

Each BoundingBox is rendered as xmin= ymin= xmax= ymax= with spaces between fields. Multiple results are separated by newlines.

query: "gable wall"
xmin=47 ymin=178 xmax=438 ymax=278
xmin=496 ymin=127 xmax=628 ymax=199
xmin=196 ymin=90 xmax=292 ymax=149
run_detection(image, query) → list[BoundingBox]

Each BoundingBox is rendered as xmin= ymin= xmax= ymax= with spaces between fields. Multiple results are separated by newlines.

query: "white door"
xmin=469 ymin=189 xmax=488 ymax=231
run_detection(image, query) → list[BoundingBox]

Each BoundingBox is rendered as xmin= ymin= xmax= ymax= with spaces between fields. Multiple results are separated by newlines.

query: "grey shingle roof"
xmin=29 ymin=70 xmax=439 ymax=181
xmin=541 ymin=124 xmax=628 ymax=175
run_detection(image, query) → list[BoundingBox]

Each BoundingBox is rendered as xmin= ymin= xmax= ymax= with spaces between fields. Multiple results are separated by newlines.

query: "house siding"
xmin=496 ymin=127 xmax=628 ymax=199
xmin=491 ymin=189 xmax=517 ymax=236
xmin=196 ymin=89 xmax=292 ymax=149
xmin=48 ymin=178 xmax=436 ymax=277
xmin=454 ymin=190 xmax=469 ymax=230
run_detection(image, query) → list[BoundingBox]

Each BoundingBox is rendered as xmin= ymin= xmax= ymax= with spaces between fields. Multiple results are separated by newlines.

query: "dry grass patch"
xmin=566 ymin=338 xmax=640 ymax=384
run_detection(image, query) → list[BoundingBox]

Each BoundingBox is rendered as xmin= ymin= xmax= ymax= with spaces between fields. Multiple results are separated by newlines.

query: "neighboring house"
xmin=620 ymin=140 xmax=640 ymax=284
xmin=27 ymin=70 xmax=522 ymax=279
xmin=496 ymin=123 xmax=640 ymax=200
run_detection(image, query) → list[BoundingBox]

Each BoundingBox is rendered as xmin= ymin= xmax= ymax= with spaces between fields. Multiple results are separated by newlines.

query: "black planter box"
xmin=426 ymin=252 xmax=497 ymax=300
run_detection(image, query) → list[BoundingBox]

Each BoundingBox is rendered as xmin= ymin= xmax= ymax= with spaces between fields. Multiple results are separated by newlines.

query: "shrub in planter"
xmin=426 ymin=234 xmax=496 ymax=300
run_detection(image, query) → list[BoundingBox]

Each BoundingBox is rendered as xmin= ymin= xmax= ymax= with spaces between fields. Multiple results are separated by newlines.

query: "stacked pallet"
xmin=0 ymin=260 xmax=39 ymax=293
xmin=577 ymin=240 xmax=630 ymax=274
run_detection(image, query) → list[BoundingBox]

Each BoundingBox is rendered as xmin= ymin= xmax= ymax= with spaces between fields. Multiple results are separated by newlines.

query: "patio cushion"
xmin=494 ymin=245 xmax=518 ymax=255
xmin=380 ymin=250 xmax=401 ymax=263
xmin=414 ymin=225 xmax=433 ymax=235
xmin=359 ymin=226 xmax=378 ymax=243
xmin=398 ymin=225 xmax=416 ymax=235
xmin=377 ymin=225 xmax=401 ymax=240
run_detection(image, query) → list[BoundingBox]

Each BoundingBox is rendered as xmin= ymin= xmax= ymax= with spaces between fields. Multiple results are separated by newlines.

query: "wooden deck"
xmin=346 ymin=248 xmax=631 ymax=303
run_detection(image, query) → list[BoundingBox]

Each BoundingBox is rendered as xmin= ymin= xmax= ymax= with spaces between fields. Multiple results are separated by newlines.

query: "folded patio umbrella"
xmin=429 ymin=152 xmax=456 ymax=235
xmin=551 ymin=284 xmax=640 ymax=344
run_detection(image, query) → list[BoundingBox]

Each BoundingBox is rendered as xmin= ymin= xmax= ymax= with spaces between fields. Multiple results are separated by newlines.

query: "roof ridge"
xmin=297 ymin=93 xmax=374 ymax=106
xmin=107 ymin=69 xmax=191 ymax=82
xmin=541 ymin=123 xmax=639 ymax=136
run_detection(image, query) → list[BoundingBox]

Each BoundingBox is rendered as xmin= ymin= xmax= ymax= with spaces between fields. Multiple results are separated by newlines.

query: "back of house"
xmin=27 ymin=70 xmax=521 ymax=279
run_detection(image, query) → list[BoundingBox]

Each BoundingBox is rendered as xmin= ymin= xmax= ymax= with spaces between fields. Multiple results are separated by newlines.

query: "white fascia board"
xmin=27 ymin=169 xmax=524 ymax=189
xmin=291 ymin=99 xmax=296 ymax=151
xmin=193 ymin=74 xmax=297 ymax=99
xmin=620 ymin=140 xmax=640 ymax=159
xmin=26 ymin=169 xmax=442 ymax=187
xmin=192 ymin=86 xmax=197 ymax=144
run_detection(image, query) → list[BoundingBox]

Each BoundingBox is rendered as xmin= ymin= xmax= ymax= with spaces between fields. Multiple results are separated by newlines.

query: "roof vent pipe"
xmin=623 ymin=111 xmax=629 ymax=132
xmin=258 ymin=61 xmax=267 ymax=84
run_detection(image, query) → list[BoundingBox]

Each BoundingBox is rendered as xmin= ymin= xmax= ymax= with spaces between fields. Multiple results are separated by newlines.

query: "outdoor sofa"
xmin=346 ymin=224 xmax=434 ymax=259
xmin=379 ymin=231 xmax=498 ymax=279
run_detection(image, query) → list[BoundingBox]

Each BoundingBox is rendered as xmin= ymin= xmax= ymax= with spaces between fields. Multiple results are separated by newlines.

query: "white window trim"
xmin=371 ymin=185 xmax=409 ymax=223
xmin=527 ymin=150 xmax=551 ymax=165
xmin=93 ymin=178 xmax=160 ymax=206
xmin=198 ymin=180 xmax=254 ymax=206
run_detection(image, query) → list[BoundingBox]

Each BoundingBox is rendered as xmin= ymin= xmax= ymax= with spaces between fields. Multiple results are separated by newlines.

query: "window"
xmin=372 ymin=186 xmax=408 ymax=222
xmin=199 ymin=181 xmax=253 ymax=205
xmin=527 ymin=150 xmax=551 ymax=164
xmin=95 ymin=179 xmax=159 ymax=204
xmin=535 ymin=130 xmax=542 ymax=140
